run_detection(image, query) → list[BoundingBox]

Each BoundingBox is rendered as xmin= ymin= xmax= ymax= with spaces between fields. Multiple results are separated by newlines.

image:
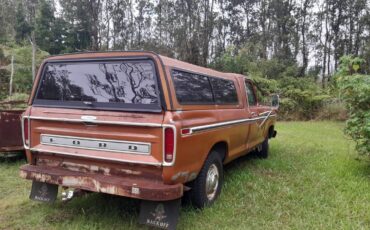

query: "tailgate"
xmin=26 ymin=107 xmax=166 ymax=166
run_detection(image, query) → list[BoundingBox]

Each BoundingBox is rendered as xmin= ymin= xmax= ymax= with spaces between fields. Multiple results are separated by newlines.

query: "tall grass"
xmin=0 ymin=122 xmax=369 ymax=229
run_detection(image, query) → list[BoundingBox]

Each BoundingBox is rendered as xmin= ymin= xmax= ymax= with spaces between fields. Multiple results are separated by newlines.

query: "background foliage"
xmin=0 ymin=44 xmax=48 ymax=101
xmin=210 ymin=46 xmax=346 ymax=121
xmin=0 ymin=0 xmax=369 ymax=154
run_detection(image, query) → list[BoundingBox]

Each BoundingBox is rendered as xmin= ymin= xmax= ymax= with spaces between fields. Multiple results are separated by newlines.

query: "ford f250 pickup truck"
xmin=19 ymin=51 xmax=278 ymax=229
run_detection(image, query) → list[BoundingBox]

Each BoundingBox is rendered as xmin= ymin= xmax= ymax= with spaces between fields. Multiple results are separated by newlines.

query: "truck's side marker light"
xmin=181 ymin=128 xmax=191 ymax=135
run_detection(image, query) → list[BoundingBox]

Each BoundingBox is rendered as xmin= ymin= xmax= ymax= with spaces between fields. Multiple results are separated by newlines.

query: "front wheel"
xmin=189 ymin=151 xmax=223 ymax=208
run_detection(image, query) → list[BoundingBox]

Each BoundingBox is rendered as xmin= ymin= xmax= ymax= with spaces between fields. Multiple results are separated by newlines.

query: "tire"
xmin=255 ymin=137 xmax=269 ymax=159
xmin=190 ymin=151 xmax=223 ymax=208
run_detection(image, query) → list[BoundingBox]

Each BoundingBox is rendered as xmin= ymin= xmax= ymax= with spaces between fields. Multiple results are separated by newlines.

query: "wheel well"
xmin=268 ymin=125 xmax=275 ymax=138
xmin=210 ymin=142 xmax=228 ymax=162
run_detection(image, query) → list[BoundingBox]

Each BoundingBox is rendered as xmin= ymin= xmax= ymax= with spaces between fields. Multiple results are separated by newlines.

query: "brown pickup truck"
xmin=20 ymin=51 xmax=278 ymax=228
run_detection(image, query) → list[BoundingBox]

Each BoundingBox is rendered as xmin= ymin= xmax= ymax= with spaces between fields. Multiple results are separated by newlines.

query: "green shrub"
xmin=0 ymin=93 xmax=29 ymax=109
xmin=277 ymin=77 xmax=332 ymax=120
xmin=251 ymin=76 xmax=334 ymax=120
xmin=0 ymin=47 xmax=10 ymax=101
xmin=315 ymin=99 xmax=347 ymax=121
xmin=337 ymin=74 xmax=370 ymax=156
xmin=251 ymin=76 xmax=278 ymax=104
xmin=336 ymin=56 xmax=370 ymax=156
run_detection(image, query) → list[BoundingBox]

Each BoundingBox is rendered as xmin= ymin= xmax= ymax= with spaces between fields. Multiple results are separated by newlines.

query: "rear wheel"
xmin=190 ymin=151 xmax=223 ymax=208
xmin=255 ymin=137 xmax=269 ymax=159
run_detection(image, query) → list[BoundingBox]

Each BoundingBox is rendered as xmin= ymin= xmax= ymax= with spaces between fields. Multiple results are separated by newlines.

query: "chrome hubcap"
xmin=206 ymin=164 xmax=219 ymax=201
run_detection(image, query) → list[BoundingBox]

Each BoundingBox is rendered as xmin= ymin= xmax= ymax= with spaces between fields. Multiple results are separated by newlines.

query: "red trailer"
xmin=0 ymin=101 xmax=25 ymax=153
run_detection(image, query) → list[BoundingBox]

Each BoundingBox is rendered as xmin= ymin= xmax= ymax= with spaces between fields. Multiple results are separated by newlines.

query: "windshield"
xmin=33 ymin=59 xmax=162 ymax=112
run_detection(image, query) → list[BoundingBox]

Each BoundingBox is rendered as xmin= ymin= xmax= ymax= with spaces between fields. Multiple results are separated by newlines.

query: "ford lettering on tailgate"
xmin=40 ymin=134 xmax=151 ymax=154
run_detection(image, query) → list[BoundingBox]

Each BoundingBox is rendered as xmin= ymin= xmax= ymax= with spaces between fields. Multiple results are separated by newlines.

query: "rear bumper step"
xmin=20 ymin=164 xmax=183 ymax=201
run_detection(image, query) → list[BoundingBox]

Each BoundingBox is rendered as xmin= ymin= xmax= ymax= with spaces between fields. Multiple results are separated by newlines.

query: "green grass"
xmin=1 ymin=122 xmax=369 ymax=229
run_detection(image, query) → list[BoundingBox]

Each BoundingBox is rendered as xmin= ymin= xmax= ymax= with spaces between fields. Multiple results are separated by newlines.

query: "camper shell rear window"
xmin=33 ymin=59 xmax=162 ymax=112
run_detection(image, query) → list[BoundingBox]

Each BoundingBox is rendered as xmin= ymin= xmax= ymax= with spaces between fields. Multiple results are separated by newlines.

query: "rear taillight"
xmin=164 ymin=128 xmax=175 ymax=163
xmin=23 ymin=118 xmax=29 ymax=146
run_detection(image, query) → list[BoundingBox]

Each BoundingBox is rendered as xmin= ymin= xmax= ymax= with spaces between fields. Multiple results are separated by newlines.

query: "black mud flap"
xmin=30 ymin=181 xmax=58 ymax=203
xmin=139 ymin=199 xmax=181 ymax=230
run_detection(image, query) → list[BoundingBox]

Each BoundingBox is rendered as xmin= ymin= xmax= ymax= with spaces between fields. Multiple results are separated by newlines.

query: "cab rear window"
xmin=33 ymin=59 xmax=162 ymax=112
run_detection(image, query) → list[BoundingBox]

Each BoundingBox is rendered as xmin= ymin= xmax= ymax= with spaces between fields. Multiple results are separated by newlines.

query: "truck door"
xmin=244 ymin=80 xmax=264 ymax=149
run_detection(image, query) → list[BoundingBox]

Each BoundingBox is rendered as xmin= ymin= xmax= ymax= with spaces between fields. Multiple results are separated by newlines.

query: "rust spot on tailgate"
xmin=35 ymin=155 xmax=154 ymax=179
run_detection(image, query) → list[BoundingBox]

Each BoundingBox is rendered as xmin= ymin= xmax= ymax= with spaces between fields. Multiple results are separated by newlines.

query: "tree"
xmin=134 ymin=0 xmax=154 ymax=48
xmin=59 ymin=0 xmax=102 ymax=51
xmin=1 ymin=0 xmax=370 ymax=85
xmin=298 ymin=0 xmax=313 ymax=77
xmin=35 ymin=0 xmax=55 ymax=53
xmin=0 ymin=0 xmax=16 ymax=42
xmin=14 ymin=1 xmax=32 ymax=43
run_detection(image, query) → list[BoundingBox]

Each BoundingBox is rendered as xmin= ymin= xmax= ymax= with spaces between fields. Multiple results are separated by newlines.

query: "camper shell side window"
xmin=171 ymin=69 xmax=239 ymax=106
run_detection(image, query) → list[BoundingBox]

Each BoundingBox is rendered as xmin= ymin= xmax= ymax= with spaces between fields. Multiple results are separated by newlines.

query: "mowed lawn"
xmin=0 ymin=122 xmax=369 ymax=230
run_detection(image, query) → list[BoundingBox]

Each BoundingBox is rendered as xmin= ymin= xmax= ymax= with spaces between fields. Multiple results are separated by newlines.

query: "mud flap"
xmin=29 ymin=181 xmax=58 ymax=203
xmin=139 ymin=199 xmax=181 ymax=230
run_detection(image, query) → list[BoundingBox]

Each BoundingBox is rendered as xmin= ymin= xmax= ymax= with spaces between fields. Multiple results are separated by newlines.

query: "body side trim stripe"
xmin=27 ymin=115 xmax=276 ymax=133
xmin=183 ymin=114 xmax=277 ymax=135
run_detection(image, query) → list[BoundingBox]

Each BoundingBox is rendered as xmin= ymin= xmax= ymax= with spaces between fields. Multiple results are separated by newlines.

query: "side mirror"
xmin=271 ymin=94 xmax=280 ymax=108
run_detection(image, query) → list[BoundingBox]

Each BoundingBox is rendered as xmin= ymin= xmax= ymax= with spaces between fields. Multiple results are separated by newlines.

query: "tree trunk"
xmin=300 ymin=0 xmax=310 ymax=77
xmin=89 ymin=0 xmax=100 ymax=51
xmin=260 ymin=0 xmax=268 ymax=59
xmin=29 ymin=33 xmax=36 ymax=82
xmin=9 ymin=55 xmax=14 ymax=97
xmin=129 ymin=0 xmax=134 ymax=49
